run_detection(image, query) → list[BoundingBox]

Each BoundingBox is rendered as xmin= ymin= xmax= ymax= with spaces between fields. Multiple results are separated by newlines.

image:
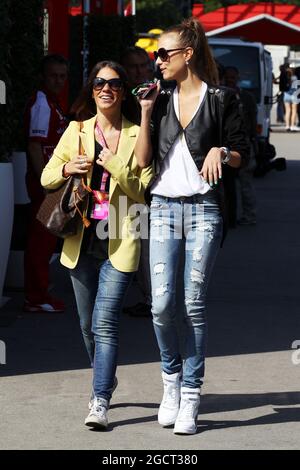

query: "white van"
xmin=208 ymin=37 xmax=273 ymax=146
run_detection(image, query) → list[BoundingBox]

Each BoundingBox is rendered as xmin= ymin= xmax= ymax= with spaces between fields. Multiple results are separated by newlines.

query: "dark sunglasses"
xmin=154 ymin=47 xmax=186 ymax=62
xmin=93 ymin=77 xmax=124 ymax=91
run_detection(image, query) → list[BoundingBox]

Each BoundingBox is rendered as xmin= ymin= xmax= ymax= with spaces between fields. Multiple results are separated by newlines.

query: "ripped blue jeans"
xmin=150 ymin=193 xmax=223 ymax=388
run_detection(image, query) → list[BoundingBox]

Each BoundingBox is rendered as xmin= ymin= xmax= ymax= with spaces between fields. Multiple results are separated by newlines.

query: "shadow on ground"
xmin=82 ymin=391 xmax=300 ymax=433
xmin=0 ymin=162 xmax=299 ymax=377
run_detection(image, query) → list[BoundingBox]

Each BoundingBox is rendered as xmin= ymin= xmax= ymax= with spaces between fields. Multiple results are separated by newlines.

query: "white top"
xmin=29 ymin=91 xmax=51 ymax=138
xmin=151 ymin=82 xmax=211 ymax=197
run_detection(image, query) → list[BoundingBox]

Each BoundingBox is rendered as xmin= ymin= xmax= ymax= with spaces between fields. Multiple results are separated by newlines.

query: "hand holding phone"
xmin=132 ymin=81 xmax=158 ymax=99
xmin=138 ymin=82 xmax=158 ymax=99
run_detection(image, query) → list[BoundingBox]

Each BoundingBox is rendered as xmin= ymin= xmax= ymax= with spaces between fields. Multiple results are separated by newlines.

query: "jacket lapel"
xmin=158 ymin=97 xmax=181 ymax=163
xmin=79 ymin=116 xmax=97 ymax=161
xmin=118 ymin=116 xmax=137 ymax=164
xmin=109 ymin=116 xmax=137 ymax=196
xmin=78 ymin=115 xmax=137 ymax=193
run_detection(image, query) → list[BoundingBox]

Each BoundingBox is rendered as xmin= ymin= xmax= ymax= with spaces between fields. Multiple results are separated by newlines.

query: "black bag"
xmin=36 ymin=123 xmax=92 ymax=238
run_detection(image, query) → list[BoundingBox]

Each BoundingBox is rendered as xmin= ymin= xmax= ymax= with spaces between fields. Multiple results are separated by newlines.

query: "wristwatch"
xmin=220 ymin=146 xmax=231 ymax=164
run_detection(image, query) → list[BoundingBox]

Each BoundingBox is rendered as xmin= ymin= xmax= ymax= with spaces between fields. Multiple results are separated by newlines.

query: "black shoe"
xmin=274 ymin=158 xmax=287 ymax=171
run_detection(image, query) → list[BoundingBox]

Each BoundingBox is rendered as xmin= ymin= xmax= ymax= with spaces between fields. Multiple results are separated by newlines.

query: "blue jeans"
xmin=69 ymin=253 xmax=101 ymax=366
xmin=150 ymin=193 xmax=223 ymax=388
xmin=92 ymin=259 xmax=134 ymax=402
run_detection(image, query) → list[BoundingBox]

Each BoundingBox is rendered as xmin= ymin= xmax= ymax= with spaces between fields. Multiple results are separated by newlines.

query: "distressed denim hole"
xmin=190 ymin=268 xmax=205 ymax=284
xmin=153 ymin=263 xmax=165 ymax=275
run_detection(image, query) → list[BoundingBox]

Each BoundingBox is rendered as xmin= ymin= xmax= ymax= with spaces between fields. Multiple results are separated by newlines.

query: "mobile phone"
xmin=132 ymin=81 xmax=158 ymax=99
xmin=139 ymin=82 xmax=157 ymax=99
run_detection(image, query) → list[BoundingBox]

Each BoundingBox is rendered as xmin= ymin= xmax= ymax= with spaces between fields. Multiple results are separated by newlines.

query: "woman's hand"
xmin=63 ymin=154 xmax=92 ymax=177
xmin=133 ymin=82 xmax=160 ymax=168
xmin=200 ymin=147 xmax=223 ymax=186
xmin=138 ymin=81 xmax=161 ymax=113
xmin=96 ymin=148 xmax=115 ymax=167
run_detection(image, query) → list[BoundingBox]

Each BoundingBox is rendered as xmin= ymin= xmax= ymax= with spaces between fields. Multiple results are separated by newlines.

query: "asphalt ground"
xmin=0 ymin=125 xmax=299 ymax=450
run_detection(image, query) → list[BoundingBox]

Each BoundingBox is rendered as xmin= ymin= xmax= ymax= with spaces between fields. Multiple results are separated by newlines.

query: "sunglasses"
xmin=93 ymin=77 xmax=124 ymax=91
xmin=154 ymin=47 xmax=186 ymax=62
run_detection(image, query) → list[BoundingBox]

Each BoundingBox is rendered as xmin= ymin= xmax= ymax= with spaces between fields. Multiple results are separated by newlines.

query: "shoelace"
xmin=92 ymin=399 xmax=107 ymax=417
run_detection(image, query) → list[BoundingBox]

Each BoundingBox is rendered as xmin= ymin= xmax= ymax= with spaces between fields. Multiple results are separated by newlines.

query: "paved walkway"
xmin=0 ymin=129 xmax=299 ymax=450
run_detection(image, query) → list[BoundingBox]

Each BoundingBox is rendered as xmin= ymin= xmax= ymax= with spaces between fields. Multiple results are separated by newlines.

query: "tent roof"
xmin=193 ymin=2 xmax=300 ymax=44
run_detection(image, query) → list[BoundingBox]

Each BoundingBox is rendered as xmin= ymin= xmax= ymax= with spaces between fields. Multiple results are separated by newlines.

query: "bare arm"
xmin=134 ymin=82 xmax=160 ymax=168
xmin=134 ymin=107 xmax=153 ymax=168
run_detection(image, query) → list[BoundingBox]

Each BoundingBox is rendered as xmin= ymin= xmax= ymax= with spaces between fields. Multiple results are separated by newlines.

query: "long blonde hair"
xmin=162 ymin=17 xmax=219 ymax=85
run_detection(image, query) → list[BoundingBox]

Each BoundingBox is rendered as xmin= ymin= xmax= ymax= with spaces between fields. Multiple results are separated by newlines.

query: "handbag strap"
xmin=78 ymin=120 xmax=89 ymax=187
xmin=78 ymin=121 xmax=84 ymax=156
xmin=76 ymin=121 xmax=92 ymax=229
xmin=95 ymin=121 xmax=112 ymax=193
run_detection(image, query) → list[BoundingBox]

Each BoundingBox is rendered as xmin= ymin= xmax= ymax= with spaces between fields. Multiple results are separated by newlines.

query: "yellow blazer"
xmin=41 ymin=115 xmax=154 ymax=272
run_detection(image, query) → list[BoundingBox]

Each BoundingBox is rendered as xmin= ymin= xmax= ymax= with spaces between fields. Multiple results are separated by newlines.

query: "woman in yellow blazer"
xmin=41 ymin=61 xmax=153 ymax=430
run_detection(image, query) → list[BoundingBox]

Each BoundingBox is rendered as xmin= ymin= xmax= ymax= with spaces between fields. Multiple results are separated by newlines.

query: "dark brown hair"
xmin=120 ymin=46 xmax=150 ymax=65
xmin=70 ymin=60 xmax=139 ymax=123
xmin=41 ymin=54 xmax=69 ymax=76
xmin=162 ymin=17 xmax=219 ymax=85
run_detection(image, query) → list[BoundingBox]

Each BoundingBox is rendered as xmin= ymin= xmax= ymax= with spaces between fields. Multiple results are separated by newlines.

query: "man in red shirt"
xmin=23 ymin=55 xmax=68 ymax=313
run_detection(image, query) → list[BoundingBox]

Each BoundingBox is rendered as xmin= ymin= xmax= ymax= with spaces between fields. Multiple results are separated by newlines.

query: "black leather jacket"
xmin=147 ymin=85 xmax=250 ymax=243
xmin=152 ymin=85 xmax=249 ymax=173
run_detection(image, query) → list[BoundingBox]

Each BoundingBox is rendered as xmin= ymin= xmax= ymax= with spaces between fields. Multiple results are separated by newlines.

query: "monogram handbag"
xmin=36 ymin=122 xmax=92 ymax=238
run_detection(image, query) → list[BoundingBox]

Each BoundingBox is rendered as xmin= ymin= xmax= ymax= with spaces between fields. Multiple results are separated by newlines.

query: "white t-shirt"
xmin=29 ymin=91 xmax=51 ymax=139
xmin=151 ymin=82 xmax=211 ymax=197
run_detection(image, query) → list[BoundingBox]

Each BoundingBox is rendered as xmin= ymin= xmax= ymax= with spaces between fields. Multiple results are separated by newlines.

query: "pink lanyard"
xmin=90 ymin=122 xmax=121 ymax=220
xmin=95 ymin=122 xmax=111 ymax=192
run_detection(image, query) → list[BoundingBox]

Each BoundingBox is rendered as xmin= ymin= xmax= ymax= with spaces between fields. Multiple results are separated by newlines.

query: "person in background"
xmin=283 ymin=67 xmax=300 ymax=132
xmin=120 ymin=46 xmax=154 ymax=317
xmin=23 ymin=54 xmax=68 ymax=313
xmin=273 ymin=65 xmax=286 ymax=124
xmin=223 ymin=66 xmax=257 ymax=225
xmin=294 ymin=66 xmax=300 ymax=126
xmin=215 ymin=60 xmax=239 ymax=228
xmin=121 ymin=46 xmax=154 ymax=90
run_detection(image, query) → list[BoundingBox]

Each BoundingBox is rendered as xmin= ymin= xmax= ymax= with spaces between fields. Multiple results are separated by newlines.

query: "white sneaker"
xmin=291 ymin=126 xmax=300 ymax=132
xmin=158 ymin=370 xmax=182 ymax=426
xmin=173 ymin=387 xmax=201 ymax=435
xmin=85 ymin=397 xmax=109 ymax=429
xmin=88 ymin=376 xmax=118 ymax=410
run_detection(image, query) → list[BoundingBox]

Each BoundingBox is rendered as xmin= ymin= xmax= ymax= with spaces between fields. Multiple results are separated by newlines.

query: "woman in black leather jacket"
xmin=136 ymin=17 xmax=249 ymax=435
